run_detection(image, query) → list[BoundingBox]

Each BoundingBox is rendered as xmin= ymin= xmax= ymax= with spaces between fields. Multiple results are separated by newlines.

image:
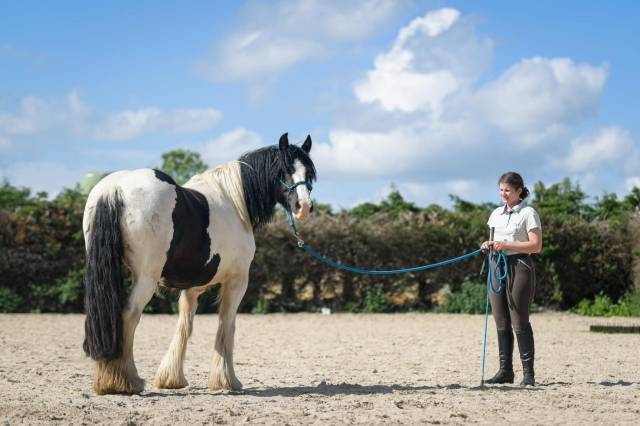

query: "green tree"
xmin=0 ymin=180 xmax=34 ymax=208
xmin=449 ymin=195 xmax=497 ymax=214
xmin=591 ymin=192 xmax=624 ymax=221
xmin=531 ymin=178 xmax=592 ymax=219
xmin=349 ymin=186 xmax=420 ymax=219
xmin=312 ymin=201 xmax=334 ymax=215
xmin=623 ymin=186 xmax=640 ymax=212
xmin=379 ymin=189 xmax=420 ymax=216
xmin=160 ymin=149 xmax=208 ymax=185
xmin=349 ymin=202 xmax=380 ymax=219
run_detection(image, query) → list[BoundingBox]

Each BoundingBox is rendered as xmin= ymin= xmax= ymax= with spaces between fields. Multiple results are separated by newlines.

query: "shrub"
xmin=535 ymin=218 xmax=635 ymax=309
xmin=54 ymin=267 xmax=84 ymax=311
xmin=361 ymin=285 xmax=393 ymax=313
xmin=250 ymin=296 xmax=271 ymax=314
xmin=440 ymin=281 xmax=487 ymax=314
xmin=572 ymin=290 xmax=640 ymax=317
xmin=0 ymin=287 xmax=23 ymax=313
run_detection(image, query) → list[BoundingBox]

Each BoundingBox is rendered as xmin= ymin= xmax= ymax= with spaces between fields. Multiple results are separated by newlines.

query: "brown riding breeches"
xmin=489 ymin=254 xmax=536 ymax=334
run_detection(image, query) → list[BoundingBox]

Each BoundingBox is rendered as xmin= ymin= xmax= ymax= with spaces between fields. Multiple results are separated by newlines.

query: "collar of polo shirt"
xmin=502 ymin=200 xmax=527 ymax=215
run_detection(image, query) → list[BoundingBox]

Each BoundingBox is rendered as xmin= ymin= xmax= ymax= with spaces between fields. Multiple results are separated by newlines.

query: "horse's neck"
xmin=185 ymin=163 xmax=252 ymax=231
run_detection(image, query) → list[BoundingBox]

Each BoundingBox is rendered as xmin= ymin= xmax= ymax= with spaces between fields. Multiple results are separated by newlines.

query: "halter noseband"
xmin=280 ymin=179 xmax=313 ymax=198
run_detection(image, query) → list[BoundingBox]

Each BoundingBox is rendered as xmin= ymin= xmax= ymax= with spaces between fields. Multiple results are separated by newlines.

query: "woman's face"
xmin=499 ymin=182 xmax=522 ymax=207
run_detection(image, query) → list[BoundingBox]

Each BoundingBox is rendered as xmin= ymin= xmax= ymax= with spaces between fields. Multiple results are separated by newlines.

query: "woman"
xmin=481 ymin=172 xmax=542 ymax=386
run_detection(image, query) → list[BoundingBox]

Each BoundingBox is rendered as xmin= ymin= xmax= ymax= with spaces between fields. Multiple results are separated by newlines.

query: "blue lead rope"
xmin=488 ymin=251 xmax=508 ymax=294
xmin=285 ymin=207 xmax=509 ymax=385
xmin=481 ymin=250 xmax=509 ymax=385
xmin=301 ymin=243 xmax=484 ymax=275
xmin=284 ymin=208 xmax=483 ymax=275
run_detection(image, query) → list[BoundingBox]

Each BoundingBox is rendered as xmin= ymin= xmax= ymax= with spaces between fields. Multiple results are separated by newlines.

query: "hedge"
xmin=1 ymin=190 xmax=637 ymax=313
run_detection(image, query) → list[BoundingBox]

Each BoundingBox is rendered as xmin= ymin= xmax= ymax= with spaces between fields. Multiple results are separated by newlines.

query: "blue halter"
xmin=280 ymin=179 xmax=313 ymax=236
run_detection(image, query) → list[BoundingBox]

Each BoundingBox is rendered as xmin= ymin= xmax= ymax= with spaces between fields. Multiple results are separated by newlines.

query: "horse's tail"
xmin=83 ymin=189 xmax=126 ymax=361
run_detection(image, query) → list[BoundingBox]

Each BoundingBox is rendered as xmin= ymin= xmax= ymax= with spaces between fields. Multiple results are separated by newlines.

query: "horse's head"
xmin=276 ymin=133 xmax=316 ymax=221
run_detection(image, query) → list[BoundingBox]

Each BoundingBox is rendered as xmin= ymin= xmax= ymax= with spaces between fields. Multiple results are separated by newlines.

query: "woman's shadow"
xmin=240 ymin=382 xmax=536 ymax=397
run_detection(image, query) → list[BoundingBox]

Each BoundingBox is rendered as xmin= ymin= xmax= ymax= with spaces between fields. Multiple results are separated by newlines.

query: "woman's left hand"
xmin=492 ymin=241 xmax=510 ymax=251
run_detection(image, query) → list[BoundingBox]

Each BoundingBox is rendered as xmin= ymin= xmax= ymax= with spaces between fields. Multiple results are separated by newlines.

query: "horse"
xmin=82 ymin=133 xmax=316 ymax=395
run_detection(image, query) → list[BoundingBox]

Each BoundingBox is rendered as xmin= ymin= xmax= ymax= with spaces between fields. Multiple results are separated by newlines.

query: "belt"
xmin=506 ymin=253 xmax=530 ymax=260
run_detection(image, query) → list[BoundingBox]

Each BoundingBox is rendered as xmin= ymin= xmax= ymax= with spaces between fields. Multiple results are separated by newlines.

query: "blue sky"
xmin=1 ymin=0 xmax=638 ymax=208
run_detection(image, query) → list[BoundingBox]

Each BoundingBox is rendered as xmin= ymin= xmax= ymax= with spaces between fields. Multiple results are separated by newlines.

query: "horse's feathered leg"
xmin=208 ymin=274 xmax=248 ymax=391
xmin=155 ymin=288 xmax=202 ymax=389
xmin=94 ymin=274 xmax=156 ymax=395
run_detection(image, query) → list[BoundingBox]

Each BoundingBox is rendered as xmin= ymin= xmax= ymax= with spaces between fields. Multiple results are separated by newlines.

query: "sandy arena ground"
xmin=1 ymin=312 xmax=639 ymax=425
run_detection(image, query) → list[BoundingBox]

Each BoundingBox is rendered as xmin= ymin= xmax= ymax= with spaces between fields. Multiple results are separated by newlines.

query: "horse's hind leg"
xmin=208 ymin=274 xmax=248 ymax=391
xmin=94 ymin=276 xmax=156 ymax=395
xmin=155 ymin=288 xmax=202 ymax=389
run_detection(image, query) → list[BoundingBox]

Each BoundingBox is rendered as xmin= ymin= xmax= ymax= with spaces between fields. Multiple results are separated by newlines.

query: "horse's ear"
xmin=279 ymin=133 xmax=289 ymax=151
xmin=302 ymin=135 xmax=312 ymax=153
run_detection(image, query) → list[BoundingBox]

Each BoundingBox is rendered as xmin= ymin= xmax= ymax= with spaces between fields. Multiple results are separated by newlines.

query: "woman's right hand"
xmin=481 ymin=241 xmax=493 ymax=250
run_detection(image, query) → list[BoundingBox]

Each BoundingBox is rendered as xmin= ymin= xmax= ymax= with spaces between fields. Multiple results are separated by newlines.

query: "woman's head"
xmin=498 ymin=172 xmax=530 ymax=206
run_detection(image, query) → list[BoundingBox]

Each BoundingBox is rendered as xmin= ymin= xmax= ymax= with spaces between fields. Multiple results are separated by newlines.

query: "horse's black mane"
xmin=238 ymin=143 xmax=316 ymax=230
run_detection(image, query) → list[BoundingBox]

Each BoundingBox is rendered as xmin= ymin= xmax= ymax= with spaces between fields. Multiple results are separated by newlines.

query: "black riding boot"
xmin=484 ymin=329 xmax=514 ymax=384
xmin=516 ymin=324 xmax=535 ymax=386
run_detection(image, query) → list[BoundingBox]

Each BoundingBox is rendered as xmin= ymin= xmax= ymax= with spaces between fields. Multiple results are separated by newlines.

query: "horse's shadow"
xmin=243 ymin=383 xmax=435 ymax=397
xmin=240 ymin=382 xmax=538 ymax=397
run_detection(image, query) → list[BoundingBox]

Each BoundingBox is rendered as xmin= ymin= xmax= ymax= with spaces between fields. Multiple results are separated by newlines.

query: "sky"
xmin=1 ymin=0 xmax=639 ymax=209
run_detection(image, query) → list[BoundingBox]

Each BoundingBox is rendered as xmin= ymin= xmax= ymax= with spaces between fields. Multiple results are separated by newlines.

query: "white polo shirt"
xmin=487 ymin=201 xmax=542 ymax=256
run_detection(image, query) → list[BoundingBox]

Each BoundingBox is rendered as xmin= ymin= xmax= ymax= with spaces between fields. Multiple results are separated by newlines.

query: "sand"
xmin=1 ymin=312 xmax=639 ymax=425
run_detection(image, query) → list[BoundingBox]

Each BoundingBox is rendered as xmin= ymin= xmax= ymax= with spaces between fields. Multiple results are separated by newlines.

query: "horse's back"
xmin=83 ymin=167 xmax=255 ymax=288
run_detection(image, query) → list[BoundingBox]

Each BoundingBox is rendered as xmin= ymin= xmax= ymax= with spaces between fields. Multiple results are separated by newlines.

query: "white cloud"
xmin=355 ymin=65 xmax=459 ymax=114
xmin=476 ymin=57 xmax=608 ymax=145
xmin=94 ymin=107 xmax=221 ymax=141
xmin=626 ymin=177 xmax=640 ymax=190
xmin=0 ymin=90 xmax=91 ymax=137
xmin=198 ymin=0 xmax=404 ymax=82
xmin=398 ymin=8 xmax=460 ymax=39
xmin=354 ymin=8 xmax=488 ymax=114
xmin=314 ymin=116 xmax=491 ymax=181
xmin=0 ymin=91 xmax=221 ymax=142
xmin=94 ymin=108 xmax=162 ymax=141
xmin=560 ymin=126 xmax=633 ymax=172
xmin=0 ymin=96 xmax=52 ymax=135
xmin=200 ymin=128 xmax=264 ymax=167
xmin=315 ymin=127 xmax=437 ymax=177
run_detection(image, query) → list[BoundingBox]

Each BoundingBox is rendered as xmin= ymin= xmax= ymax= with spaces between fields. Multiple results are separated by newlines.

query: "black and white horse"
xmin=82 ymin=133 xmax=315 ymax=395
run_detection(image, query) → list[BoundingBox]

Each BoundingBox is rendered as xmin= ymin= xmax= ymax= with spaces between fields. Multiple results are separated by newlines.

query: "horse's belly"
xmin=158 ymin=180 xmax=222 ymax=289
xmin=160 ymin=248 xmax=220 ymax=289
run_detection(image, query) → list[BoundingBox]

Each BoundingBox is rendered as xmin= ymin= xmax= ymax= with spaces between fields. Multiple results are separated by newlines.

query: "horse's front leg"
xmin=154 ymin=288 xmax=202 ymax=389
xmin=208 ymin=274 xmax=248 ymax=391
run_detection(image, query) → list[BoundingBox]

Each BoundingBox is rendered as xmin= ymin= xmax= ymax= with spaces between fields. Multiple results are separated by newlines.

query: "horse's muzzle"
xmin=293 ymin=200 xmax=312 ymax=221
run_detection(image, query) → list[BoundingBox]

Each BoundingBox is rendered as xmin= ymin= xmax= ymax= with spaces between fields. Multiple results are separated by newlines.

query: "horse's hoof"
xmin=208 ymin=374 xmax=242 ymax=391
xmin=94 ymin=376 xmax=144 ymax=395
xmin=94 ymin=360 xmax=145 ymax=395
xmin=154 ymin=375 xmax=188 ymax=390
